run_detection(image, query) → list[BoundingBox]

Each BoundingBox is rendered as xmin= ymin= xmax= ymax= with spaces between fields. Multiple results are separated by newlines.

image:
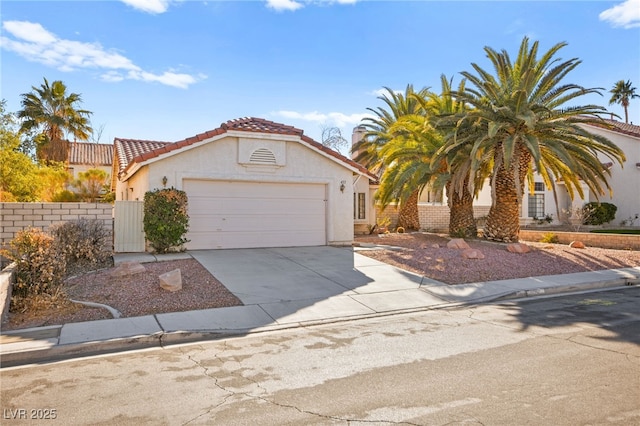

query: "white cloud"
xmin=273 ymin=110 xmax=371 ymax=127
xmin=265 ymin=0 xmax=358 ymax=12
xmin=266 ymin=0 xmax=304 ymax=12
xmin=599 ymin=0 xmax=640 ymax=29
xmin=370 ymin=88 xmax=403 ymax=98
xmin=0 ymin=20 xmax=203 ymax=89
xmin=120 ymin=0 xmax=171 ymax=14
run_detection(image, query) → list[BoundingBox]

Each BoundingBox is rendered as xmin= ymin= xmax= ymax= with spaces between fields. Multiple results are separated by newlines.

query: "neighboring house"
xmin=68 ymin=142 xmax=113 ymax=180
xmin=521 ymin=120 xmax=640 ymax=226
xmin=112 ymin=117 xmax=378 ymax=250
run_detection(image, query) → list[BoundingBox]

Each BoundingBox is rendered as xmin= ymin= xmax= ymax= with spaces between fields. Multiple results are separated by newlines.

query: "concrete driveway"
xmin=188 ymin=246 xmax=446 ymax=325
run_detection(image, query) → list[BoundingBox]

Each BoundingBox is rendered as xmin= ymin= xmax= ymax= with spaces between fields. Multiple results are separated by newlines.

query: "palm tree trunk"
xmin=447 ymin=179 xmax=476 ymax=238
xmin=484 ymin=147 xmax=531 ymax=242
xmin=397 ymin=189 xmax=420 ymax=231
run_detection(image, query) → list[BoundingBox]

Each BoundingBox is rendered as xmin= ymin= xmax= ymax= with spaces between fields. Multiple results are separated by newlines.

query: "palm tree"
xmin=18 ymin=78 xmax=93 ymax=163
xmin=353 ymin=85 xmax=430 ymax=230
xmin=609 ymin=80 xmax=639 ymax=124
xmin=452 ymin=37 xmax=625 ymax=242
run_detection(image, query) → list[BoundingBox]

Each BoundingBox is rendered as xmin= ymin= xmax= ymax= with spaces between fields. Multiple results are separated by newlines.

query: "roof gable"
xmin=115 ymin=117 xmax=377 ymax=181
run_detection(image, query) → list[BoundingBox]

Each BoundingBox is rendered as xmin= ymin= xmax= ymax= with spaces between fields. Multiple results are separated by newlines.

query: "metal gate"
xmin=113 ymin=201 xmax=145 ymax=252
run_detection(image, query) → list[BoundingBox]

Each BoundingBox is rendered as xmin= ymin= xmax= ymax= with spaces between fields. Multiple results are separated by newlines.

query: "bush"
xmin=51 ymin=190 xmax=79 ymax=202
xmin=50 ymin=218 xmax=111 ymax=266
xmin=0 ymin=228 xmax=65 ymax=298
xmin=540 ymin=232 xmax=559 ymax=244
xmin=143 ymin=188 xmax=190 ymax=253
xmin=583 ymin=202 xmax=617 ymax=225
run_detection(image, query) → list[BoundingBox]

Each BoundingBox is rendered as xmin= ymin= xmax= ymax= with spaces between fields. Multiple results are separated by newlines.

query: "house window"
xmin=354 ymin=192 xmax=366 ymax=220
xmin=528 ymin=182 xmax=545 ymax=218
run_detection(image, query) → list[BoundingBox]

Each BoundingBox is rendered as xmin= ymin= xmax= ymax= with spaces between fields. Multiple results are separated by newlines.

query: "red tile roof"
xmin=114 ymin=138 xmax=173 ymax=174
xmin=116 ymin=117 xmax=378 ymax=181
xmin=68 ymin=142 xmax=113 ymax=166
xmin=587 ymin=118 xmax=640 ymax=138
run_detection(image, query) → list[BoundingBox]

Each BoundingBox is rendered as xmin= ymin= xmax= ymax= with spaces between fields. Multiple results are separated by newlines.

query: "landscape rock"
xmin=507 ymin=243 xmax=531 ymax=254
xmin=447 ymin=238 xmax=470 ymax=249
xmin=159 ymin=269 xmax=182 ymax=292
xmin=420 ymin=243 xmax=429 ymax=249
xmin=432 ymin=244 xmax=440 ymax=249
xmin=570 ymin=241 xmax=586 ymax=249
xmin=110 ymin=261 xmax=146 ymax=278
xmin=462 ymin=248 xmax=485 ymax=259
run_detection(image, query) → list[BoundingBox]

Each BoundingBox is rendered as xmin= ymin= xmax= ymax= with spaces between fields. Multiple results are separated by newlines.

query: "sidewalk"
xmin=2 ymin=247 xmax=639 ymax=368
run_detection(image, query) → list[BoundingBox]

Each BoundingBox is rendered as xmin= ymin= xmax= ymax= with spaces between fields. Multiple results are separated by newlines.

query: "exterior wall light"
xmin=340 ymin=180 xmax=346 ymax=193
xmin=162 ymin=176 xmax=168 ymax=187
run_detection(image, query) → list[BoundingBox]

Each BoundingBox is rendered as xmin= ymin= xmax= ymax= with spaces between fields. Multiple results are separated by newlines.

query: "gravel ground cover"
xmin=3 ymin=259 xmax=242 ymax=331
xmin=355 ymin=233 xmax=640 ymax=284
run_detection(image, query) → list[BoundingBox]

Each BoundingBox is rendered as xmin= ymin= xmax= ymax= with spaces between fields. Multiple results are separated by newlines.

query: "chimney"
xmin=351 ymin=125 xmax=367 ymax=160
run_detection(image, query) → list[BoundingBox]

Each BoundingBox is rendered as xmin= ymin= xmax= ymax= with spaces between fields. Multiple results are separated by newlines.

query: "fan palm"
xmin=451 ymin=37 xmax=625 ymax=242
xmin=609 ymin=80 xmax=639 ymax=124
xmin=353 ymin=85 xmax=431 ymax=230
xmin=18 ymin=78 xmax=93 ymax=163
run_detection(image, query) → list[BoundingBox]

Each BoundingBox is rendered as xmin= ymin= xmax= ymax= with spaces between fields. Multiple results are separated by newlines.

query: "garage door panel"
xmin=184 ymin=180 xmax=326 ymax=250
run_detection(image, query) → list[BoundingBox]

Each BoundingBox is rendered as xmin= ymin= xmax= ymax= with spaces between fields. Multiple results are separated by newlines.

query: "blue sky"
xmin=1 ymin=0 xmax=639 ymax=153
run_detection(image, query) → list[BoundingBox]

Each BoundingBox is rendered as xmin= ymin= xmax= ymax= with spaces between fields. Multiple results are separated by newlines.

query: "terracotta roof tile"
xmin=116 ymin=117 xmax=378 ymax=182
xmin=114 ymin=138 xmax=173 ymax=174
xmin=587 ymin=118 xmax=640 ymax=138
xmin=68 ymin=142 xmax=113 ymax=166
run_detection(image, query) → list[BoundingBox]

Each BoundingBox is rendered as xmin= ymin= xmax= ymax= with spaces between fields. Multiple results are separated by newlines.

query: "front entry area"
xmin=184 ymin=179 xmax=327 ymax=249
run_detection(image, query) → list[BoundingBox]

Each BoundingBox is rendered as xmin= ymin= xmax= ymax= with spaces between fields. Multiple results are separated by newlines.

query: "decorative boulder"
xmin=462 ymin=248 xmax=485 ymax=259
xmin=432 ymin=244 xmax=440 ymax=249
xmin=110 ymin=261 xmax=146 ymax=278
xmin=507 ymin=243 xmax=531 ymax=254
xmin=159 ymin=269 xmax=182 ymax=292
xmin=569 ymin=241 xmax=586 ymax=249
xmin=447 ymin=238 xmax=470 ymax=249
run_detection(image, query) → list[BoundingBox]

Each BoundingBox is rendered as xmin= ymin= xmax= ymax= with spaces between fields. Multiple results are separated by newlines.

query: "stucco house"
xmin=519 ymin=120 xmax=640 ymax=226
xmin=112 ymin=117 xmax=377 ymax=250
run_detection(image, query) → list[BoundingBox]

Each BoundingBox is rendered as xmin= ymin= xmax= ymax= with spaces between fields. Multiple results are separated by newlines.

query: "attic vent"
xmin=249 ymin=148 xmax=277 ymax=164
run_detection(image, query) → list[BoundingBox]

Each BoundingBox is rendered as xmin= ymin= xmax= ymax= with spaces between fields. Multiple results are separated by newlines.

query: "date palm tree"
xmin=609 ymin=80 xmax=639 ymax=124
xmin=353 ymin=85 xmax=430 ymax=230
xmin=18 ymin=78 xmax=93 ymax=163
xmin=452 ymin=37 xmax=625 ymax=242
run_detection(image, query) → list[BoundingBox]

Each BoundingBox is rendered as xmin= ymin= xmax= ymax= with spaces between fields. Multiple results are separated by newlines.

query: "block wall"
xmin=1 ymin=202 xmax=113 ymax=252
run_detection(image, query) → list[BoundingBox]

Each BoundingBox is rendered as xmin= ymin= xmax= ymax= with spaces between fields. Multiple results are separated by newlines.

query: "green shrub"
xmin=540 ymin=232 xmax=559 ymax=244
xmin=50 ymin=218 xmax=111 ymax=266
xmin=0 ymin=228 xmax=66 ymax=298
xmin=583 ymin=202 xmax=617 ymax=225
xmin=143 ymin=188 xmax=190 ymax=253
xmin=51 ymin=190 xmax=79 ymax=202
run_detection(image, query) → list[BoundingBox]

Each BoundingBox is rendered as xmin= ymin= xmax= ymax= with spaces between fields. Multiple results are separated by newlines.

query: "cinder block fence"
xmin=0 ymin=202 xmax=113 ymax=252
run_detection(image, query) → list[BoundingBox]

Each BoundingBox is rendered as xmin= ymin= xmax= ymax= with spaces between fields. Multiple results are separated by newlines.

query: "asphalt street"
xmin=2 ymin=287 xmax=639 ymax=425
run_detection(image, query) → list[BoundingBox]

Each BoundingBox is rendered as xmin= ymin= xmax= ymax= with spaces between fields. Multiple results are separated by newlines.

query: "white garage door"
xmin=184 ymin=180 xmax=326 ymax=249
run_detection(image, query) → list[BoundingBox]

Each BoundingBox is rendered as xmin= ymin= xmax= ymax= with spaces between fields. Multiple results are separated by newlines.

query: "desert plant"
xmin=396 ymin=226 xmax=405 ymax=234
xmin=540 ymin=232 xmax=559 ymax=244
xmin=0 ymin=228 xmax=66 ymax=298
xmin=143 ymin=188 xmax=190 ymax=253
xmin=620 ymin=214 xmax=639 ymax=227
xmin=50 ymin=218 xmax=111 ymax=266
xmin=583 ymin=202 xmax=617 ymax=225
xmin=562 ymin=205 xmax=595 ymax=232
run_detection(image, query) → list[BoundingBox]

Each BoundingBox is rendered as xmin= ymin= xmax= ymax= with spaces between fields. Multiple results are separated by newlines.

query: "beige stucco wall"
xmin=583 ymin=125 xmax=640 ymax=225
xmin=121 ymin=134 xmax=361 ymax=245
xmin=68 ymin=164 xmax=111 ymax=181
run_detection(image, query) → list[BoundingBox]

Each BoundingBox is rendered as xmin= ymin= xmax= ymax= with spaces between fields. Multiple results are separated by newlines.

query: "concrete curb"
xmin=3 ymin=281 xmax=637 ymax=368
